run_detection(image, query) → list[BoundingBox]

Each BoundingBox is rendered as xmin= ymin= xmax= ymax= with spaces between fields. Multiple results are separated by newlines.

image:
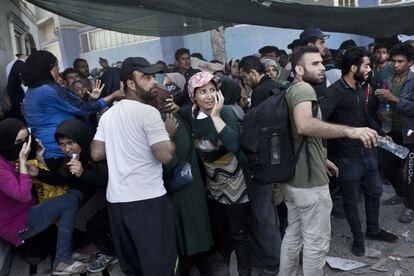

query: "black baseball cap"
xmin=300 ymin=27 xmax=330 ymax=44
xmin=120 ymin=57 xmax=161 ymax=80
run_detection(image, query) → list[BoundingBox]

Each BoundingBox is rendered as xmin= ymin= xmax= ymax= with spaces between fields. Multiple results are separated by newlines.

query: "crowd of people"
xmin=1 ymin=26 xmax=414 ymax=276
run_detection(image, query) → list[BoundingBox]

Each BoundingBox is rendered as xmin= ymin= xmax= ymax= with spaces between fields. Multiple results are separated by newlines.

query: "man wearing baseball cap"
xmin=91 ymin=57 xmax=178 ymax=275
xmin=300 ymin=27 xmax=330 ymax=56
xmin=299 ymin=27 xmax=331 ymax=99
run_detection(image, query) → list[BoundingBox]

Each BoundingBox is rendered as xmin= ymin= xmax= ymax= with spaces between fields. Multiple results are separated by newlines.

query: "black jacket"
xmin=320 ymin=78 xmax=384 ymax=158
xmin=5 ymin=60 xmax=25 ymax=122
xmin=251 ymin=75 xmax=280 ymax=108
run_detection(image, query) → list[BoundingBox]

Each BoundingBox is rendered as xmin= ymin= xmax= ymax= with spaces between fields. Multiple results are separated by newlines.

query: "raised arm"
xmin=293 ymin=101 xmax=378 ymax=149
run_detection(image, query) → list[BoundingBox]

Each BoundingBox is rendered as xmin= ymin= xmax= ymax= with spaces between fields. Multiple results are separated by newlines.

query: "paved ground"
xmin=191 ymin=183 xmax=414 ymax=276
xmin=9 ymin=183 xmax=414 ymax=276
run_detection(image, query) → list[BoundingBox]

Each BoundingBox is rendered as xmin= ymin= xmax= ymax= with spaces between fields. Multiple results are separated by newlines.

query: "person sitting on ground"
xmin=26 ymin=118 xmax=116 ymax=272
xmin=0 ymin=118 xmax=86 ymax=275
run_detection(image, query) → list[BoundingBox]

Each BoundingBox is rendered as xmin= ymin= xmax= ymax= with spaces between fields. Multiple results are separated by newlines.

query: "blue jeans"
xmin=19 ymin=189 xmax=83 ymax=267
xmin=333 ymin=151 xmax=383 ymax=241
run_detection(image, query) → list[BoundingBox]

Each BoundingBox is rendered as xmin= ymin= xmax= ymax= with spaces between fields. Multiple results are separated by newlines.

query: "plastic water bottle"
xmin=381 ymin=104 xmax=392 ymax=134
xmin=378 ymin=136 xmax=410 ymax=159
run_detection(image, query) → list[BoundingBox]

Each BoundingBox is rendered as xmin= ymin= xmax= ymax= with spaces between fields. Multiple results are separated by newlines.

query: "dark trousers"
xmin=333 ymin=151 xmax=383 ymax=241
xmin=85 ymin=207 xmax=115 ymax=256
xmin=207 ymin=199 xmax=251 ymax=276
xmin=108 ymin=194 xmax=177 ymax=276
xmin=248 ymin=182 xmax=281 ymax=268
xmin=380 ymin=131 xmax=405 ymax=196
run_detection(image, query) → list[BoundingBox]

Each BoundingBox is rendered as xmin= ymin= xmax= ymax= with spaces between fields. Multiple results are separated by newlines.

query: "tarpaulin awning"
xmin=27 ymin=0 xmax=414 ymax=37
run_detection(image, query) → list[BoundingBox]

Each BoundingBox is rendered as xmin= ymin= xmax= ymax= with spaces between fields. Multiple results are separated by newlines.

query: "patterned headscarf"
xmin=187 ymin=71 xmax=221 ymax=103
xmin=261 ymin=58 xmax=282 ymax=79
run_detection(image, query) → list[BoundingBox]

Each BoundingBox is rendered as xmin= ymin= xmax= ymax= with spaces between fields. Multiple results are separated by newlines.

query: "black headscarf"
xmin=22 ymin=50 xmax=57 ymax=88
xmin=54 ymin=118 xmax=92 ymax=165
xmin=0 ymin=118 xmax=27 ymax=161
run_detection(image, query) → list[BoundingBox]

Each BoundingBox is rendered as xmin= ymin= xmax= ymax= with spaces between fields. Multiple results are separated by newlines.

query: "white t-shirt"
xmin=94 ymin=99 xmax=170 ymax=203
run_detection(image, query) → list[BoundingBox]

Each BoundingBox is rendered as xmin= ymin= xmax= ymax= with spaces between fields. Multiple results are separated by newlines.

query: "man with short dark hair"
xmin=258 ymin=46 xmax=279 ymax=61
xmin=73 ymin=58 xmax=92 ymax=90
xmin=299 ymin=27 xmax=330 ymax=99
xmin=174 ymin=48 xmax=200 ymax=81
xmin=321 ymin=47 xmax=398 ymax=257
xmin=91 ymin=57 xmax=177 ymax=275
xmin=174 ymin=48 xmax=201 ymax=106
xmin=280 ymin=46 xmax=378 ymax=276
xmin=239 ymin=55 xmax=282 ymax=275
xmin=239 ymin=55 xmax=279 ymax=108
xmin=62 ymin=68 xmax=79 ymax=86
xmin=376 ymin=43 xmax=414 ymax=223
xmin=371 ymin=43 xmax=393 ymax=87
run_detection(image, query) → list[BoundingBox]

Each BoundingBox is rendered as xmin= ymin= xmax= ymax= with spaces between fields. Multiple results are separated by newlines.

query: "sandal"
xmin=52 ymin=260 xmax=87 ymax=275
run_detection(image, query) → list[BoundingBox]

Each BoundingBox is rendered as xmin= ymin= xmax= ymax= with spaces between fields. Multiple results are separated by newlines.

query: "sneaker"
xmin=383 ymin=195 xmax=403 ymax=205
xmin=366 ymin=229 xmax=399 ymax=242
xmin=399 ymin=208 xmax=414 ymax=223
xmin=87 ymin=254 xmax=118 ymax=273
xmin=351 ymin=239 xmax=365 ymax=256
xmin=52 ymin=260 xmax=87 ymax=275
xmin=72 ymin=252 xmax=91 ymax=263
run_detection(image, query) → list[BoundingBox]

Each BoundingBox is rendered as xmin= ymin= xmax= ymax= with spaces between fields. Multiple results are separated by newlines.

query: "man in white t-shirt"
xmin=91 ymin=57 xmax=178 ymax=276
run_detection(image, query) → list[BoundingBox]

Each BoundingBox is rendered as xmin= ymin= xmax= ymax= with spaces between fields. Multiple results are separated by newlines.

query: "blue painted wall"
xmin=56 ymin=28 xmax=82 ymax=69
xmin=61 ymin=25 xmax=380 ymax=70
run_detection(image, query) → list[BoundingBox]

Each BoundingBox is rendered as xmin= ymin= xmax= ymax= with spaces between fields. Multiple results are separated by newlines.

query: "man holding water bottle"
xmin=376 ymin=42 xmax=414 ymax=223
xmin=320 ymin=47 xmax=398 ymax=257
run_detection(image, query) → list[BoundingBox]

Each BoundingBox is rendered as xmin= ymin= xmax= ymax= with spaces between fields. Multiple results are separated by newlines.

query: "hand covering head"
xmin=22 ymin=50 xmax=57 ymax=88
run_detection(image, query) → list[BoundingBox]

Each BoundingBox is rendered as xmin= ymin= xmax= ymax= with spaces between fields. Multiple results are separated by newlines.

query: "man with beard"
xmin=279 ymin=46 xmax=379 ymax=276
xmin=74 ymin=58 xmax=93 ymax=91
xmin=371 ymin=43 xmax=393 ymax=88
xmin=299 ymin=27 xmax=330 ymax=99
xmin=320 ymin=47 xmax=398 ymax=257
xmin=91 ymin=57 xmax=178 ymax=275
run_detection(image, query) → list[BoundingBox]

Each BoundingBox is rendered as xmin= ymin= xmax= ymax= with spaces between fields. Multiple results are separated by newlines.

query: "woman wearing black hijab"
xmin=0 ymin=118 xmax=87 ymax=275
xmin=22 ymin=50 xmax=125 ymax=171
xmin=27 ymin=118 xmax=116 ymax=272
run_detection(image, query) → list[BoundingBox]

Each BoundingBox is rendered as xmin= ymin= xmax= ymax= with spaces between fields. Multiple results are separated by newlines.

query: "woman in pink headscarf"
xmin=180 ymin=71 xmax=252 ymax=276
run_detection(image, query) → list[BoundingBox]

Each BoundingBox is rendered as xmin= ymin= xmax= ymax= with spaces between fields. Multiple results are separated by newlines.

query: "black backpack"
xmin=241 ymin=85 xmax=314 ymax=184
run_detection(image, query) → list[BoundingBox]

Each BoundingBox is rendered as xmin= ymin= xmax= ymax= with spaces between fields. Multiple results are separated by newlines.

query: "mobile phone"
xmin=71 ymin=153 xmax=79 ymax=160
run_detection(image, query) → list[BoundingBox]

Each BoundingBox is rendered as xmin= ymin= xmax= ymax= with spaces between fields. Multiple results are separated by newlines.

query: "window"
xmin=380 ymin=0 xmax=414 ymax=4
xmin=14 ymin=30 xmax=23 ymax=54
xmin=334 ymin=0 xmax=358 ymax=6
xmin=80 ymin=29 xmax=157 ymax=53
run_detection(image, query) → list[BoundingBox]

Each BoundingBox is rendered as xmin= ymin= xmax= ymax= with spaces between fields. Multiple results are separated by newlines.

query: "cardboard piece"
xmin=326 ymin=256 xmax=367 ymax=271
